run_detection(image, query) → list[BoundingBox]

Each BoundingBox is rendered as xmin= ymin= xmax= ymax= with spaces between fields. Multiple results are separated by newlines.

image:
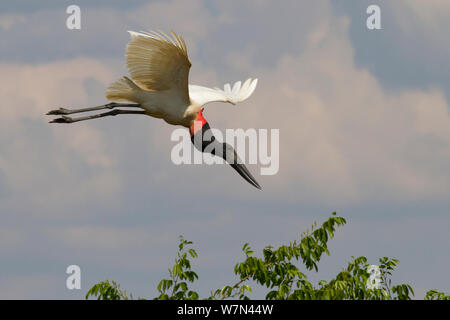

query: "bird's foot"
xmin=49 ymin=115 xmax=74 ymax=123
xmin=46 ymin=108 xmax=71 ymax=115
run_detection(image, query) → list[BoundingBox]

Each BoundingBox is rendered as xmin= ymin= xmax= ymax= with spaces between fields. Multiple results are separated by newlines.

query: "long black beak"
xmin=191 ymin=122 xmax=262 ymax=190
xmin=230 ymin=163 xmax=262 ymax=190
xmin=218 ymin=142 xmax=263 ymax=189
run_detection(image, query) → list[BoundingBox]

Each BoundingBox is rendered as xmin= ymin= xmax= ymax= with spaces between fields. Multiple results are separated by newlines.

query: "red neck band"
xmin=189 ymin=108 xmax=207 ymax=135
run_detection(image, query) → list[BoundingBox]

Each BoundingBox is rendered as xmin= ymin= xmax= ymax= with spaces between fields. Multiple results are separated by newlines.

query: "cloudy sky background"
xmin=1 ymin=0 xmax=450 ymax=299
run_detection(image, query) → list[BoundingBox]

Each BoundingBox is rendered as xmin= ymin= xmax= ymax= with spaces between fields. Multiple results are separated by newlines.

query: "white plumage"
xmin=189 ymin=78 xmax=258 ymax=106
xmin=47 ymin=29 xmax=262 ymax=189
xmin=105 ymin=30 xmax=258 ymax=127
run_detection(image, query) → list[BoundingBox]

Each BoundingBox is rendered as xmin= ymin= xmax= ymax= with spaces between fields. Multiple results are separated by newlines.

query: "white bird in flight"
xmin=47 ymin=30 xmax=261 ymax=189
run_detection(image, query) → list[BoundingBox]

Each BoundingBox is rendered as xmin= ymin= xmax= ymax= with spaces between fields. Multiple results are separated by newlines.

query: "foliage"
xmin=86 ymin=280 xmax=134 ymax=300
xmin=155 ymin=236 xmax=199 ymax=300
xmin=86 ymin=213 xmax=449 ymax=300
xmin=425 ymin=289 xmax=450 ymax=300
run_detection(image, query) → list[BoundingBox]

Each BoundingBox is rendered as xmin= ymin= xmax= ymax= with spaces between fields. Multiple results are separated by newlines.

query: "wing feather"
xmin=189 ymin=78 xmax=258 ymax=107
xmin=126 ymin=30 xmax=191 ymax=101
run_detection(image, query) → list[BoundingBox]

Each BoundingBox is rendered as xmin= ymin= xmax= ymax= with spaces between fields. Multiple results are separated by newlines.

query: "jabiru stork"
xmin=47 ymin=30 xmax=261 ymax=189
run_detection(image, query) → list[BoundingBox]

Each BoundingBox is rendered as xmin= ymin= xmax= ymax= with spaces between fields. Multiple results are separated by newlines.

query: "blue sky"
xmin=0 ymin=0 xmax=450 ymax=299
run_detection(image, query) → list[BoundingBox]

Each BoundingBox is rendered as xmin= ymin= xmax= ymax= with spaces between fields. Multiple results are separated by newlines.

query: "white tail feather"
xmin=105 ymin=76 xmax=141 ymax=102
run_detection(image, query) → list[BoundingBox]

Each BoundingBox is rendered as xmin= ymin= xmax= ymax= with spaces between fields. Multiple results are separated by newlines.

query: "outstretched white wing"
xmin=189 ymin=78 xmax=258 ymax=107
xmin=126 ymin=30 xmax=191 ymax=102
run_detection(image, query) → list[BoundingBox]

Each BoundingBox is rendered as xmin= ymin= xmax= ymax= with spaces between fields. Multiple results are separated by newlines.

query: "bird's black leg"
xmin=49 ymin=109 xmax=147 ymax=123
xmin=46 ymin=102 xmax=142 ymax=116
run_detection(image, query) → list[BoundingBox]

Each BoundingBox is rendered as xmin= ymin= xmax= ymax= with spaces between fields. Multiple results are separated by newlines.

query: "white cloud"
xmin=219 ymin=13 xmax=450 ymax=204
xmin=0 ymin=1 xmax=448 ymax=214
xmin=0 ymin=274 xmax=58 ymax=299
xmin=0 ymin=0 xmax=449 ymax=299
xmin=127 ymin=0 xmax=216 ymax=39
xmin=0 ymin=13 xmax=26 ymax=30
xmin=0 ymin=58 xmax=121 ymax=217
xmin=389 ymin=0 xmax=450 ymax=40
